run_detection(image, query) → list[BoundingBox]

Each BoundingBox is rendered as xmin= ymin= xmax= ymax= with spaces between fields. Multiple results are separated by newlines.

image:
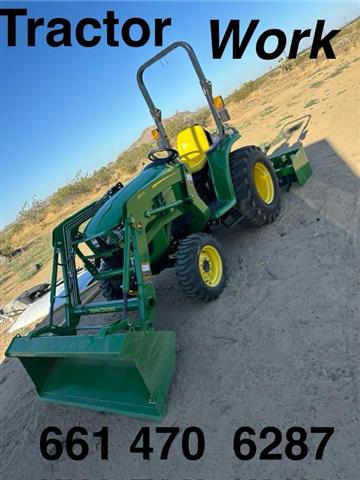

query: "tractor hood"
xmin=83 ymin=163 xmax=168 ymax=240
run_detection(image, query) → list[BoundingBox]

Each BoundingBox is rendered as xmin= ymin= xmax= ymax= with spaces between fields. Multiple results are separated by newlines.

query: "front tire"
xmin=99 ymin=260 xmax=123 ymax=301
xmin=229 ymin=146 xmax=281 ymax=226
xmin=100 ymin=277 xmax=122 ymax=301
xmin=176 ymin=233 xmax=227 ymax=302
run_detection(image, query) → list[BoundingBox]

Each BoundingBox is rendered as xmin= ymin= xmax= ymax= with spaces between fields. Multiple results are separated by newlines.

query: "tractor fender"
xmin=206 ymin=131 xmax=241 ymax=217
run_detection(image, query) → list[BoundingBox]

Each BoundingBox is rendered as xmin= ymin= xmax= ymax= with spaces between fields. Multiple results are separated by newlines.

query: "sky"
xmin=1 ymin=1 xmax=358 ymax=227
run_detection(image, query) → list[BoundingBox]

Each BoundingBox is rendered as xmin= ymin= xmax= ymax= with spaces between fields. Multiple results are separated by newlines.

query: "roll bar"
xmin=136 ymin=41 xmax=225 ymax=149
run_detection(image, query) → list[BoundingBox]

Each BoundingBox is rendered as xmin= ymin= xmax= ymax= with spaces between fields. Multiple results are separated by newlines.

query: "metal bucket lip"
xmin=40 ymin=394 xmax=165 ymax=420
xmin=5 ymin=330 xmax=176 ymax=358
xmin=5 ymin=333 xmax=128 ymax=358
xmin=6 ymin=330 xmax=176 ymax=420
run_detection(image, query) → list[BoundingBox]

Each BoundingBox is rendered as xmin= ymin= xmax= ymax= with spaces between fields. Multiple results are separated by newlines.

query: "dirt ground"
xmin=1 ymin=25 xmax=359 ymax=480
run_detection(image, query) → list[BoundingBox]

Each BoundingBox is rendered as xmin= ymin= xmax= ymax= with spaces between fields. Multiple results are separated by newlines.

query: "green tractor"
xmin=6 ymin=42 xmax=311 ymax=419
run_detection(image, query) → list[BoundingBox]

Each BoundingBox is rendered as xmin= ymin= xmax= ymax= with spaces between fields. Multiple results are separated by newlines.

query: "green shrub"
xmin=115 ymin=142 xmax=154 ymax=173
xmin=0 ymin=237 xmax=13 ymax=257
xmin=50 ymin=171 xmax=94 ymax=207
xmin=310 ymin=80 xmax=324 ymax=89
xmin=226 ymin=77 xmax=266 ymax=104
xmin=259 ymin=106 xmax=277 ymax=118
xmin=192 ymin=108 xmax=211 ymax=128
xmin=10 ymin=235 xmax=52 ymax=281
xmin=17 ymin=196 xmax=47 ymax=224
xmin=164 ymin=112 xmax=206 ymax=141
xmin=304 ymin=98 xmax=319 ymax=108
xmin=327 ymin=62 xmax=351 ymax=79
xmin=91 ymin=166 xmax=114 ymax=186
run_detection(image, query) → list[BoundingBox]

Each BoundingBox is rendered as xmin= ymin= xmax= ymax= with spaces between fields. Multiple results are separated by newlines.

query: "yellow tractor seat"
xmin=176 ymin=125 xmax=211 ymax=173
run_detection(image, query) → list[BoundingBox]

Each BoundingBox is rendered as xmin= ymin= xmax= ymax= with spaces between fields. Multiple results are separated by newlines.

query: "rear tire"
xmin=176 ymin=233 xmax=227 ymax=302
xmin=229 ymin=146 xmax=281 ymax=226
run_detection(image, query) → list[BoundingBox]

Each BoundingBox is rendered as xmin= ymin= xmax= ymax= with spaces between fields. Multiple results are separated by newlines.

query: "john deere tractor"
xmin=6 ymin=42 xmax=311 ymax=419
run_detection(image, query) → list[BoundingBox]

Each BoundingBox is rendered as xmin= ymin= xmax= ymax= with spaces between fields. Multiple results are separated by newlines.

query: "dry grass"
xmin=304 ymin=98 xmax=320 ymax=108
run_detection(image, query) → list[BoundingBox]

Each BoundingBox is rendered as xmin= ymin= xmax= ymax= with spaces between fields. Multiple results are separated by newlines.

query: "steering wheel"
xmin=148 ymin=148 xmax=179 ymax=163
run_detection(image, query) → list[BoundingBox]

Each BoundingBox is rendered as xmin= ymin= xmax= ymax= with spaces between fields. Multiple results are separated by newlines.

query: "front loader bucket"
xmin=6 ymin=330 xmax=175 ymax=420
xmin=270 ymin=146 xmax=312 ymax=186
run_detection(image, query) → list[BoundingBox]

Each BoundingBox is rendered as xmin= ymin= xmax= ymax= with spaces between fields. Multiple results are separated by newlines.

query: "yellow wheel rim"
xmin=253 ymin=162 xmax=274 ymax=204
xmin=198 ymin=245 xmax=223 ymax=287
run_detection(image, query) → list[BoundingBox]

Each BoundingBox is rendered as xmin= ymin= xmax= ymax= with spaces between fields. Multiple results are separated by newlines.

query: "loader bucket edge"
xmin=6 ymin=331 xmax=175 ymax=420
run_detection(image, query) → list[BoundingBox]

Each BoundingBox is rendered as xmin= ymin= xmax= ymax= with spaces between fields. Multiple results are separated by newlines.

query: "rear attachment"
xmin=269 ymin=115 xmax=312 ymax=190
xmin=270 ymin=145 xmax=312 ymax=189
